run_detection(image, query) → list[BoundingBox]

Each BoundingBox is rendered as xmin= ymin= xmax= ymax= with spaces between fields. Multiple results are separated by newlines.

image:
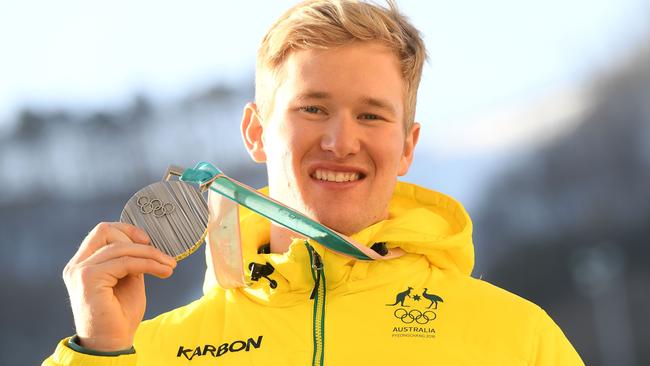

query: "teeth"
xmin=312 ymin=169 xmax=360 ymax=182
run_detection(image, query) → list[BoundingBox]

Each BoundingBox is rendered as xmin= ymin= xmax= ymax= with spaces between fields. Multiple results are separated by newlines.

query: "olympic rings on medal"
xmin=137 ymin=196 xmax=175 ymax=218
xmin=393 ymin=308 xmax=437 ymax=324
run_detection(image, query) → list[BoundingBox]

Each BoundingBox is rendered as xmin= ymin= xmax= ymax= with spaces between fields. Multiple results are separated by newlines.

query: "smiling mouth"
xmin=311 ymin=168 xmax=364 ymax=183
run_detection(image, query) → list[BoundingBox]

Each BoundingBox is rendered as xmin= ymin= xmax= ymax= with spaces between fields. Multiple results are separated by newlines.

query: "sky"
xmin=0 ymin=0 xmax=648 ymax=152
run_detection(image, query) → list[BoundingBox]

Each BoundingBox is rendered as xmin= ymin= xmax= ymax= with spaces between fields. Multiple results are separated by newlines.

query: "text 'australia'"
xmin=177 ymin=335 xmax=263 ymax=361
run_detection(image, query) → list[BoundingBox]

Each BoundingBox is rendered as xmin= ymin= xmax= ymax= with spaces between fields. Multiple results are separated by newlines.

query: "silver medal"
xmin=120 ymin=180 xmax=208 ymax=260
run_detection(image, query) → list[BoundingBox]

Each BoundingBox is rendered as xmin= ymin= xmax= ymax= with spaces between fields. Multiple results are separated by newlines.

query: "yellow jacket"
xmin=44 ymin=182 xmax=584 ymax=365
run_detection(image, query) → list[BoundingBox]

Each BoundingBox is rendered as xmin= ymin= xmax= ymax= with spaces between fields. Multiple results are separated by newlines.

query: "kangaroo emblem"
xmin=386 ymin=287 xmax=413 ymax=306
xmin=422 ymin=288 xmax=444 ymax=309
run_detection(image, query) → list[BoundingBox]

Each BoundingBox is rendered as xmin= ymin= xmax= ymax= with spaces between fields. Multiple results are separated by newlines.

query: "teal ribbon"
xmin=179 ymin=161 xmax=223 ymax=185
xmin=180 ymin=162 xmax=371 ymax=260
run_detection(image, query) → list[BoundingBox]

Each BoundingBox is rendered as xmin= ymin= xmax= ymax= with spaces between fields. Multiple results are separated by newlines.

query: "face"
xmin=242 ymin=41 xmax=420 ymax=235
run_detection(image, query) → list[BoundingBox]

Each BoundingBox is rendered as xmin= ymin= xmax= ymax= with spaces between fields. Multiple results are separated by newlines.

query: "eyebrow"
xmin=293 ymin=91 xmax=397 ymax=116
xmin=293 ymin=91 xmax=332 ymax=102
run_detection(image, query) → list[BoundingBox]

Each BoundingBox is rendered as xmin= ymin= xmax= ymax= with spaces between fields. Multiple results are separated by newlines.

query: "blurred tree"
xmin=15 ymin=109 xmax=46 ymax=140
xmin=127 ymin=94 xmax=153 ymax=123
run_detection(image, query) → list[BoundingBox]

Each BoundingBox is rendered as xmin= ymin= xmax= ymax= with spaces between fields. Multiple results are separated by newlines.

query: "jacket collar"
xmin=203 ymin=181 xmax=474 ymax=302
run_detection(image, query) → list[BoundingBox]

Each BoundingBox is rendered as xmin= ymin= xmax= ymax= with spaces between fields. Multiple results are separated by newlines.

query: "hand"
xmin=63 ymin=222 xmax=177 ymax=351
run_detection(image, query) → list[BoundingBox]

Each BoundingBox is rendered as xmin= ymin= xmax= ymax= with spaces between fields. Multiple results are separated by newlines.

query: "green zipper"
xmin=306 ymin=242 xmax=326 ymax=366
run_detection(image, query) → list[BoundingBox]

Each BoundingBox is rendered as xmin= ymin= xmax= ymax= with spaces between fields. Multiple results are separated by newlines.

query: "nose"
xmin=320 ymin=114 xmax=361 ymax=158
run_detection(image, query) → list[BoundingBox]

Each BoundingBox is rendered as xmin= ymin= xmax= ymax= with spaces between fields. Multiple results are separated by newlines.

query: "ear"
xmin=397 ymin=122 xmax=420 ymax=176
xmin=241 ymin=102 xmax=267 ymax=163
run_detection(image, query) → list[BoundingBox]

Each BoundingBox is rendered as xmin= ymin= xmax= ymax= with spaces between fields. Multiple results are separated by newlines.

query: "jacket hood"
xmin=203 ymin=181 xmax=474 ymax=296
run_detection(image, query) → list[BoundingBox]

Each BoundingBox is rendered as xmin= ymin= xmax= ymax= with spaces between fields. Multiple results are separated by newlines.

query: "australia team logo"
xmin=386 ymin=286 xmax=443 ymax=338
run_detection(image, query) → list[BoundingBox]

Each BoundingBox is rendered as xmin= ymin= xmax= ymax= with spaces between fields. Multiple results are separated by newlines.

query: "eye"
xmin=359 ymin=113 xmax=382 ymax=121
xmin=299 ymin=106 xmax=323 ymax=114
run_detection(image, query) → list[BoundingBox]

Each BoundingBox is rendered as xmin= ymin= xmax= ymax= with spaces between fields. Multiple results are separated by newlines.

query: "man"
xmin=44 ymin=0 xmax=585 ymax=365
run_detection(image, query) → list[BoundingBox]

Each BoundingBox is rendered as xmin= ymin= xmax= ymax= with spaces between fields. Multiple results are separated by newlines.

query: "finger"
xmin=73 ymin=222 xmax=150 ymax=264
xmin=97 ymin=256 xmax=175 ymax=280
xmin=84 ymin=241 xmax=176 ymax=268
xmin=111 ymin=222 xmax=151 ymax=244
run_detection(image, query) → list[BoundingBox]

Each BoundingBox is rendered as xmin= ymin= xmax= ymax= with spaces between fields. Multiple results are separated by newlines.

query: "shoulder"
xmin=435 ymin=273 xmax=583 ymax=364
xmin=434 ymin=272 xmax=547 ymax=346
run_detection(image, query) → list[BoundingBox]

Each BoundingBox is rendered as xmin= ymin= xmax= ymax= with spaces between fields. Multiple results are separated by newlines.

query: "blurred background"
xmin=1 ymin=0 xmax=648 ymax=364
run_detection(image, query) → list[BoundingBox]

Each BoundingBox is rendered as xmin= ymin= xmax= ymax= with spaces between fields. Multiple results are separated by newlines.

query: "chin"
xmin=301 ymin=200 xmax=388 ymax=236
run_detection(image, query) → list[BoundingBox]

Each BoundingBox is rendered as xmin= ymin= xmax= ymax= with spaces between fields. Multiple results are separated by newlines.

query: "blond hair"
xmin=256 ymin=0 xmax=426 ymax=130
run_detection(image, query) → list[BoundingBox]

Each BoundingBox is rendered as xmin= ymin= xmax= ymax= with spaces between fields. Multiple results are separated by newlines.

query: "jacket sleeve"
xmin=528 ymin=310 xmax=585 ymax=366
xmin=42 ymin=337 xmax=138 ymax=366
